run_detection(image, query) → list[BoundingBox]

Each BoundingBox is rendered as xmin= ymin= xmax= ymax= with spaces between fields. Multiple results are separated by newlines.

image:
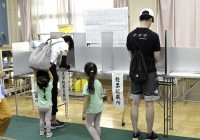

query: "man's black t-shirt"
xmin=126 ymin=27 xmax=161 ymax=73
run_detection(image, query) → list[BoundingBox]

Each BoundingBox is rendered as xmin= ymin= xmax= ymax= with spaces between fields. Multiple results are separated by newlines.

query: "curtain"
xmin=157 ymin=0 xmax=175 ymax=47
xmin=6 ymin=0 xmax=21 ymax=43
xmin=31 ymin=0 xmax=113 ymax=36
xmin=113 ymin=0 xmax=128 ymax=8
xmin=158 ymin=0 xmax=200 ymax=47
xmin=174 ymin=0 xmax=196 ymax=47
xmin=31 ymin=0 xmax=69 ymax=40
xmin=19 ymin=0 xmax=32 ymax=42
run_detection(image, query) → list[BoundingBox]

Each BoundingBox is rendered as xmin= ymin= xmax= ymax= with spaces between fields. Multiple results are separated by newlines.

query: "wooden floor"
xmin=6 ymin=93 xmax=200 ymax=139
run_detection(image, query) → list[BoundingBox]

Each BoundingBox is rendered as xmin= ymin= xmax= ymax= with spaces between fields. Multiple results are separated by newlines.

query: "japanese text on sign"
xmin=59 ymin=71 xmax=69 ymax=103
xmin=112 ymin=72 xmax=124 ymax=109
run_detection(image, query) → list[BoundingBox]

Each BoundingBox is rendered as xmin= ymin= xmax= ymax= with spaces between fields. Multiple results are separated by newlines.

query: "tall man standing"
xmin=126 ymin=8 xmax=161 ymax=140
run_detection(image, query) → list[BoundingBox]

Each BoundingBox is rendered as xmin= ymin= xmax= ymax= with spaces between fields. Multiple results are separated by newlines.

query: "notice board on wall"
xmin=83 ymin=7 xmax=128 ymax=47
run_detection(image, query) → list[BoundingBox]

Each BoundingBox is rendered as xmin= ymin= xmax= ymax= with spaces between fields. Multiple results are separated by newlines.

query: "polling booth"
xmin=11 ymin=32 xmax=71 ymax=116
xmin=168 ymin=47 xmax=200 ymax=102
xmin=73 ymin=33 xmax=103 ymax=73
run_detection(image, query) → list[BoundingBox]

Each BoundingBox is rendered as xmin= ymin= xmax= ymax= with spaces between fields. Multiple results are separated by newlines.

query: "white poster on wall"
xmin=83 ymin=7 xmax=128 ymax=46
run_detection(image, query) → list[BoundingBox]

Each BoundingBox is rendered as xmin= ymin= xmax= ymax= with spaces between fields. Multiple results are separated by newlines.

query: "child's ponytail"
xmin=84 ymin=62 xmax=97 ymax=94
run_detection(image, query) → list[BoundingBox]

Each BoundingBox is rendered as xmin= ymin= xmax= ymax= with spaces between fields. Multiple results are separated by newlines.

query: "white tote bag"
xmin=29 ymin=38 xmax=52 ymax=70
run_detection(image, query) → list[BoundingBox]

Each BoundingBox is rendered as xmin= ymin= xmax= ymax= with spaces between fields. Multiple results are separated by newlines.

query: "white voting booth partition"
xmin=102 ymin=32 xmax=113 ymax=73
xmin=74 ymin=33 xmax=127 ymax=104
xmin=101 ymin=32 xmax=130 ymax=109
xmin=113 ymin=47 xmax=130 ymax=75
xmin=12 ymin=42 xmax=34 ymax=115
xmin=168 ymin=47 xmax=200 ymax=102
xmin=101 ymin=32 xmax=126 ymax=109
xmin=73 ymin=33 xmax=103 ymax=73
xmin=159 ymin=30 xmax=200 ymax=137
xmin=12 ymin=42 xmax=33 ymax=76
xmin=73 ymin=33 xmax=87 ymax=72
xmin=102 ymin=32 xmax=130 ymax=125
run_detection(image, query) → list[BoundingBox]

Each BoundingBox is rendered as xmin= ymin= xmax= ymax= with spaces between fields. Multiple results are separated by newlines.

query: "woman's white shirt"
xmin=50 ymin=38 xmax=69 ymax=64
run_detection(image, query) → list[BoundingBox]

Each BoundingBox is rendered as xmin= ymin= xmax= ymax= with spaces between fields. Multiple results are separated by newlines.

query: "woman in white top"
xmin=37 ymin=35 xmax=74 ymax=129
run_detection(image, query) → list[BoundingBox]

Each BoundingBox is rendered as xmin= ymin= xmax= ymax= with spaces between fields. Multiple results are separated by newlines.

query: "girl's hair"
xmin=37 ymin=76 xmax=49 ymax=100
xmin=62 ymin=35 xmax=74 ymax=51
xmin=84 ymin=62 xmax=97 ymax=94
xmin=37 ymin=76 xmax=49 ymax=89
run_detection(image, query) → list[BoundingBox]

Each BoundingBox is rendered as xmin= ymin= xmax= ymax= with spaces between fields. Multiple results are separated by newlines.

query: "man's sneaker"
xmin=132 ymin=132 xmax=141 ymax=140
xmin=40 ymin=130 xmax=45 ymax=136
xmin=51 ymin=120 xmax=64 ymax=129
xmin=46 ymin=132 xmax=53 ymax=138
xmin=145 ymin=131 xmax=159 ymax=140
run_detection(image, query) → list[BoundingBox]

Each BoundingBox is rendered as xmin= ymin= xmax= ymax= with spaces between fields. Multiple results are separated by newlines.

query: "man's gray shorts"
xmin=130 ymin=72 xmax=160 ymax=101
